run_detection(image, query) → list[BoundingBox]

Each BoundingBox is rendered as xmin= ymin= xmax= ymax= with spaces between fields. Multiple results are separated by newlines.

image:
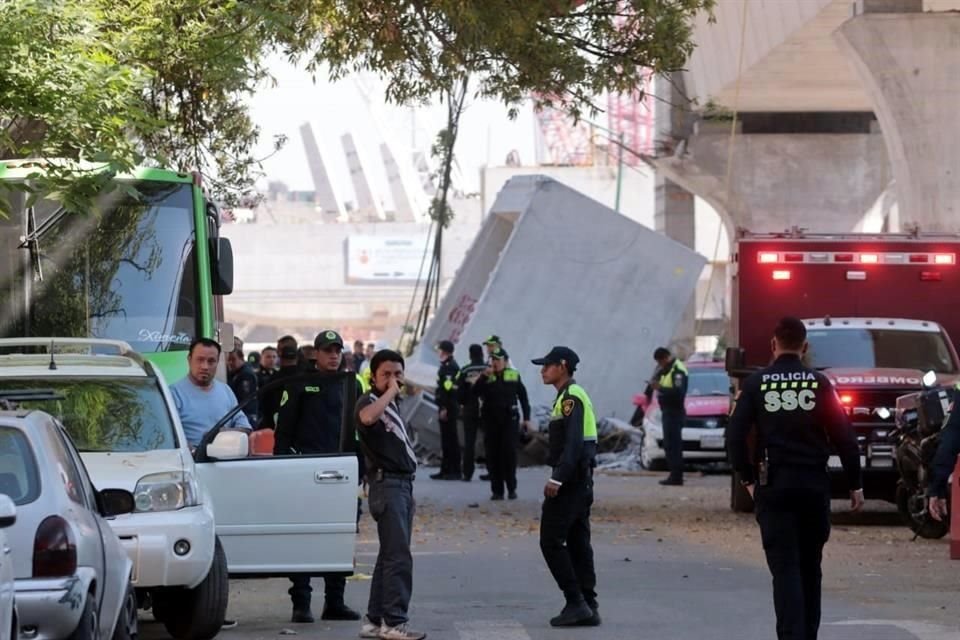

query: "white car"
xmin=0 ymin=409 xmax=137 ymax=640
xmin=0 ymin=495 xmax=16 ymax=640
xmin=0 ymin=338 xmax=359 ymax=639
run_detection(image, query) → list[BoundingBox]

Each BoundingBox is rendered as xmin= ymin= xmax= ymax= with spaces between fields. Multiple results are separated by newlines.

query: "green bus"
xmin=0 ymin=159 xmax=234 ymax=382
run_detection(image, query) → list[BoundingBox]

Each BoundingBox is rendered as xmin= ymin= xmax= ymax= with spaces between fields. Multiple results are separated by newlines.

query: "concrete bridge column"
xmin=835 ymin=2 xmax=960 ymax=231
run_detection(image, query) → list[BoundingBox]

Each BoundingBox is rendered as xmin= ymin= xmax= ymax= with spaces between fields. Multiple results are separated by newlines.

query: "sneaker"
xmin=379 ymin=622 xmax=426 ymax=640
xmin=359 ymin=616 xmax=381 ymax=639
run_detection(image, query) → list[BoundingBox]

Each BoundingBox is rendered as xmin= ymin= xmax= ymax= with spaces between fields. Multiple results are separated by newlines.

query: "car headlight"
xmin=134 ymin=471 xmax=199 ymax=512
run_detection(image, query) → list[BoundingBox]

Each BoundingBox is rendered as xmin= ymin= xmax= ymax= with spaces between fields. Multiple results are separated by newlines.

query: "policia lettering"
xmin=760 ymin=375 xmax=819 ymax=413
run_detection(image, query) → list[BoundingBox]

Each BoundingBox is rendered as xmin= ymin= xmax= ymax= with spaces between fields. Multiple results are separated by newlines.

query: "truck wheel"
xmin=112 ymin=583 xmax=138 ymax=640
xmin=730 ymin=472 xmax=755 ymax=513
xmin=67 ymin=594 xmax=98 ymax=640
xmin=159 ymin=538 xmax=228 ymax=640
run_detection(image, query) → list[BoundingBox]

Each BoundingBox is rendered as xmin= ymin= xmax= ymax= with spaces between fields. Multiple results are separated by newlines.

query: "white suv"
xmin=0 ymin=338 xmax=360 ymax=639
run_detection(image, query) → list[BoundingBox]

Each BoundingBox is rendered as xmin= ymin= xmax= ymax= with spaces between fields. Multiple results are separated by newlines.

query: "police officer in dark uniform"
xmin=260 ymin=336 xmax=300 ymax=429
xmin=274 ymin=330 xmax=361 ymax=624
xmin=727 ymin=317 xmax=864 ymax=640
xmin=652 ymin=347 xmax=688 ymax=486
xmin=927 ymin=387 xmax=960 ymax=522
xmin=257 ymin=346 xmax=279 ymax=389
xmin=457 ymin=344 xmax=487 ymax=482
xmin=226 ymin=347 xmax=259 ymax=424
xmin=532 ymin=346 xmax=599 ymax=627
xmin=431 ymin=340 xmax=462 ymax=480
xmin=475 ymin=348 xmax=531 ymax=500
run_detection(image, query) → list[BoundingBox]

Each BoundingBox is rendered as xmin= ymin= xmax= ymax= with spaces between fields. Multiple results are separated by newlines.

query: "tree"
xmin=1 ymin=0 xmax=713 ymax=207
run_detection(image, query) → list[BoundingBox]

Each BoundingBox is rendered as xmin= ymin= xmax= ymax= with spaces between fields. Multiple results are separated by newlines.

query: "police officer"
xmin=431 ymin=340 xmax=462 ymax=480
xmin=475 ymin=348 xmax=531 ymax=500
xmin=226 ymin=347 xmax=259 ymax=424
xmin=258 ymin=346 xmax=279 ymax=389
xmin=457 ymin=344 xmax=487 ymax=482
xmin=927 ymin=387 xmax=960 ymax=522
xmin=727 ymin=317 xmax=864 ymax=640
xmin=259 ymin=336 xmax=300 ymax=429
xmin=652 ymin=347 xmax=688 ymax=486
xmin=274 ymin=330 xmax=361 ymax=623
xmin=532 ymin=346 xmax=599 ymax=627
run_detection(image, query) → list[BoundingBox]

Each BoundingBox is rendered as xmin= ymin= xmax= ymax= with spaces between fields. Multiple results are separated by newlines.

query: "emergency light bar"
xmin=756 ymin=251 xmax=956 ymax=265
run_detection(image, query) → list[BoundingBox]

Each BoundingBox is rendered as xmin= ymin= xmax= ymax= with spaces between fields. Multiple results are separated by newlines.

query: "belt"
xmin=374 ymin=469 xmax=416 ymax=481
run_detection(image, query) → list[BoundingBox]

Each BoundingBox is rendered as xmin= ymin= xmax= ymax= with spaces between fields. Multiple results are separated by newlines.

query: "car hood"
xmin=821 ymin=368 xmax=958 ymax=389
xmin=80 ymin=450 xmax=187 ymax=492
xmin=685 ymin=395 xmax=730 ymax=416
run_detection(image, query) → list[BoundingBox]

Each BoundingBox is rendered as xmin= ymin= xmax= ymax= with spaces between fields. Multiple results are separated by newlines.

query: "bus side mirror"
xmin=211 ymin=237 xmax=234 ymax=295
xmin=725 ymin=347 xmax=745 ymax=374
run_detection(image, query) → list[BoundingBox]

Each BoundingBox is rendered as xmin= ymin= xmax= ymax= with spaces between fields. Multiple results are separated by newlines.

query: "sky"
xmin=247 ymin=54 xmax=540 ymax=199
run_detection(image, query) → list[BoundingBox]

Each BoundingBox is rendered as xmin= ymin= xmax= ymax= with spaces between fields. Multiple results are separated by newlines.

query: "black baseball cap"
xmin=436 ymin=340 xmax=455 ymax=354
xmin=532 ymin=346 xmax=580 ymax=369
xmin=483 ymin=335 xmax=502 ymax=345
xmin=314 ymin=330 xmax=344 ymax=349
xmin=491 ymin=348 xmax=509 ymax=360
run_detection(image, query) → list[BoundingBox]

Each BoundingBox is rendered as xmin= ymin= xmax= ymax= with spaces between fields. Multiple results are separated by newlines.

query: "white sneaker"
xmin=379 ymin=623 xmax=426 ymax=640
xmin=359 ymin=617 xmax=381 ymax=639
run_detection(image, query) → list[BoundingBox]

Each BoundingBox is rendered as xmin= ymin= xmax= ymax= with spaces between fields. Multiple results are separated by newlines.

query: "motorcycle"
xmin=892 ymin=370 xmax=954 ymax=539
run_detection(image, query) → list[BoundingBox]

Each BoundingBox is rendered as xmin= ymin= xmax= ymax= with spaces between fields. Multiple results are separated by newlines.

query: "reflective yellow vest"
xmin=658 ymin=359 xmax=688 ymax=389
xmin=551 ymin=384 xmax=598 ymax=441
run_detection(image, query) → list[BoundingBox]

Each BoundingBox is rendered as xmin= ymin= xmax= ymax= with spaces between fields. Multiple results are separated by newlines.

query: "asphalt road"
xmin=141 ymin=468 xmax=960 ymax=640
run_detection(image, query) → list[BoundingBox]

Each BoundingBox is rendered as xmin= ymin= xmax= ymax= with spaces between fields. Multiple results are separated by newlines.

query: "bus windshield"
xmin=806 ymin=328 xmax=958 ymax=373
xmin=0 ymin=181 xmax=198 ymax=352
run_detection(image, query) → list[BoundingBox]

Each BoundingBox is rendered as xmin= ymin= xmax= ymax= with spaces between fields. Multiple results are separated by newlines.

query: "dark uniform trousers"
xmin=439 ymin=406 xmax=461 ymax=476
xmin=539 ymin=472 xmax=597 ymax=605
xmin=366 ymin=475 xmax=415 ymax=627
xmin=661 ymin=408 xmax=685 ymax=480
xmin=754 ymin=470 xmax=831 ymax=640
xmin=484 ymin=408 xmax=518 ymax=496
xmin=461 ymin=407 xmax=481 ymax=480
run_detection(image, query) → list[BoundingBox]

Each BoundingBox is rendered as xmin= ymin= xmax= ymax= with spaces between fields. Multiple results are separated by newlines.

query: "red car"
xmin=633 ymin=362 xmax=731 ymax=470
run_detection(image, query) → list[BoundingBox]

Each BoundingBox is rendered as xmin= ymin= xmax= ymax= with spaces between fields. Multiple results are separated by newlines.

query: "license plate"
xmin=700 ymin=435 xmax=724 ymax=450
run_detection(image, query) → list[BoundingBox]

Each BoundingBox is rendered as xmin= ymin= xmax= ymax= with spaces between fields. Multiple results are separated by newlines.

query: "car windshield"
xmin=806 ymin=328 xmax=958 ymax=373
xmin=0 ymin=426 xmax=41 ymax=505
xmin=0 ymin=378 xmax=177 ymax=452
xmin=687 ymin=369 xmax=729 ymax=396
xmin=0 ymin=180 xmax=198 ymax=352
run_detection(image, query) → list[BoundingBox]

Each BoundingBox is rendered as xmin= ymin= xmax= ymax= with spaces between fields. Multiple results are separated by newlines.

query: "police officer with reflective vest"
xmin=474 ymin=348 xmax=530 ymax=499
xmin=274 ymin=330 xmax=362 ymax=624
xmin=652 ymin=347 xmax=688 ymax=486
xmin=432 ymin=340 xmax=462 ymax=480
xmin=533 ymin=346 xmax=600 ymax=628
xmin=259 ymin=336 xmax=301 ymax=429
xmin=727 ymin=317 xmax=863 ymax=640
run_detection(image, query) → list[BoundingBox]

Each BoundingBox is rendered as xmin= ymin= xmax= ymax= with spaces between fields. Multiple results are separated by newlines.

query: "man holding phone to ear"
xmin=356 ymin=350 xmax=425 ymax=640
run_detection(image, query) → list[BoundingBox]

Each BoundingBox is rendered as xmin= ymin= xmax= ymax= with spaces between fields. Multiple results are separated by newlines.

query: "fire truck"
xmin=725 ymin=229 xmax=960 ymax=512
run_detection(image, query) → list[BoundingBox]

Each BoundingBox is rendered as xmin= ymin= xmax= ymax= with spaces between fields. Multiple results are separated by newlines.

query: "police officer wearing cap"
xmin=728 ymin=317 xmax=863 ymax=640
xmin=274 ymin=329 xmax=362 ymax=624
xmin=432 ymin=340 xmax=462 ymax=480
xmin=475 ymin=348 xmax=531 ymax=499
xmin=533 ymin=346 xmax=600 ymax=628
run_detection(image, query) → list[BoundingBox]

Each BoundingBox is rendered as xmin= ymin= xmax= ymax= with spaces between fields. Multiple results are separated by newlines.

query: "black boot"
xmin=291 ymin=608 xmax=314 ymax=623
xmin=549 ymin=599 xmax=594 ymax=627
xmin=582 ymin=599 xmax=601 ymax=626
xmin=321 ymin=600 xmax=361 ymax=621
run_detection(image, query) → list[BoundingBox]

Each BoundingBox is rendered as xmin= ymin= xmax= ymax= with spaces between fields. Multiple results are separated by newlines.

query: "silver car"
xmin=0 ymin=408 xmax=138 ymax=640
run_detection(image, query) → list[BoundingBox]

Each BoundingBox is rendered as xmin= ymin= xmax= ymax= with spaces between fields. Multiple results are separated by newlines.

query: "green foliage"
xmin=0 ymin=0 xmax=713 ymax=207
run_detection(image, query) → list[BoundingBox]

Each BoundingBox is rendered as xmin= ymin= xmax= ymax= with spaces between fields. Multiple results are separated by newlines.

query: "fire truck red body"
xmin=727 ymin=230 xmax=960 ymax=511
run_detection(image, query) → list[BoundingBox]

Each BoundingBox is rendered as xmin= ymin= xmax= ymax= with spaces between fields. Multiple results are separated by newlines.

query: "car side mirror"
xmin=206 ymin=430 xmax=249 ymax=460
xmin=725 ymin=347 xmax=745 ymax=373
xmin=98 ymin=489 xmax=135 ymax=517
xmin=0 ymin=494 xmax=16 ymax=528
xmin=211 ymin=237 xmax=234 ymax=295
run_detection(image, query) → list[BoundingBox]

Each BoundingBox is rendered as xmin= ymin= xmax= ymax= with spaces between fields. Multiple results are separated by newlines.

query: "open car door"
xmin=194 ymin=372 xmax=359 ymax=577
